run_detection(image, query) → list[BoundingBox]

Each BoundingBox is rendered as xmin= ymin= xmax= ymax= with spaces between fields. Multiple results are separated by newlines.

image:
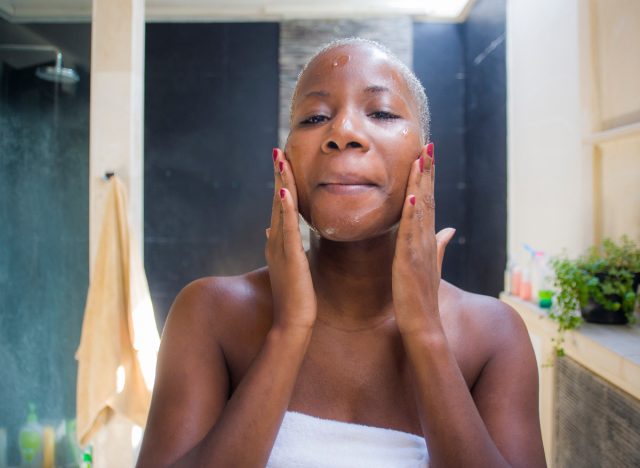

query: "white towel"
xmin=266 ymin=411 xmax=429 ymax=468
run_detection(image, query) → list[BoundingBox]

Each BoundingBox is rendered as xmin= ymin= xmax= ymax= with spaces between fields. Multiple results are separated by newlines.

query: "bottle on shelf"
xmin=537 ymin=253 xmax=555 ymax=309
xmin=81 ymin=445 xmax=92 ymax=468
xmin=511 ymin=265 xmax=522 ymax=297
xmin=0 ymin=427 xmax=7 ymax=468
xmin=519 ymin=265 xmax=532 ymax=301
xmin=55 ymin=419 xmax=82 ymax=467
xmin=19 ymin=403 xmax=43 ymax=467
xmin=42 ymin=425 xmax=55 ymax=468
xmin=504 ymin=257 xmax=514 ymax=294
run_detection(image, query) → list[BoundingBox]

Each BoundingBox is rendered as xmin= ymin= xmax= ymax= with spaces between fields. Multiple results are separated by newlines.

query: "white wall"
xmin=507 ymin=0 xmax=640 ymax=266
xmin=506 ymin=0 xmax=594 ymax=264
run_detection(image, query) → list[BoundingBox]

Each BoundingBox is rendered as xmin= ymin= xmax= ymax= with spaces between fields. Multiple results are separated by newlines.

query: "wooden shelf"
xmin=500 ymin=293 xmax=640 ymax=400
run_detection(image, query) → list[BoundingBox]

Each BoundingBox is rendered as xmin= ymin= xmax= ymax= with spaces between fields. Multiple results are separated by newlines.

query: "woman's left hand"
xmin=392 ymin=143 xmax=456 ymax=336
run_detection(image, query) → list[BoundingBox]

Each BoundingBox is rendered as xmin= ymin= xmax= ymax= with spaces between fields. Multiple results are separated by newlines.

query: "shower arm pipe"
xmin=0 ymin=44 xmax=64 ymax=67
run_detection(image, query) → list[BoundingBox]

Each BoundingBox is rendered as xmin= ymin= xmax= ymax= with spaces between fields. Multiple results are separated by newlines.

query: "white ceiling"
xmin=0 ymin=0 xmax=474 ymax=22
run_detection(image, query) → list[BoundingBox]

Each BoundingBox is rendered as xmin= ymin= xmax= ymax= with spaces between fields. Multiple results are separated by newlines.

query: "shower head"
xmin=35 ymin=51 xmax=79 ymax=84
xmin=0 ymin=44 xmax=80 ymax=84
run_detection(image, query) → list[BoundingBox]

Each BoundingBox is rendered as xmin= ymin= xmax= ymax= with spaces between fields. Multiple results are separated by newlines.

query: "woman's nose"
xmin=321 ymin=113 xmax=370 ymax=153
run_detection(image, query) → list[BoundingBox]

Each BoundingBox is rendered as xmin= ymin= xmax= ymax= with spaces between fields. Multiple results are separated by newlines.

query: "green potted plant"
xmin=549 ymin=236 xmax=639 ymax=356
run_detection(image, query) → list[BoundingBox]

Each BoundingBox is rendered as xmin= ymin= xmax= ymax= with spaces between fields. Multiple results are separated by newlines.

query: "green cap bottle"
xmin=19 ymin=403 xmax=43 ymax=466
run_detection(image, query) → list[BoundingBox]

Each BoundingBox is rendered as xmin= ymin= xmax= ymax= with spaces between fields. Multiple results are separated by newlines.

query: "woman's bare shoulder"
xmin=164 ymin=267 xmax=273 ymax=341
xmin=441 ymin=281 xmax=530 ymax=356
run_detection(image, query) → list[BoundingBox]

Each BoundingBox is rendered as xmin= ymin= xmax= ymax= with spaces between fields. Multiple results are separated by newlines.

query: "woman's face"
xmin=285 ymin=44 xmax=424 ymax=242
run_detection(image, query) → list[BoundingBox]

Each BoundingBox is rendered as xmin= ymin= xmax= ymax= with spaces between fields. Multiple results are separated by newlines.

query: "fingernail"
xmin=409 ymin=195 xmax=416 ymax=206
xmin=419 ymin=156 xmax=424 ymax=173
xmin=280 ymin=188 xmax=286 ymax=199
xmin=426 ymin=142 xmax=435 ymax=164
xmin=272 ymin=148 xmax=278 ymax=162
xmin=279 ymin=161 xmax=284 ymax=173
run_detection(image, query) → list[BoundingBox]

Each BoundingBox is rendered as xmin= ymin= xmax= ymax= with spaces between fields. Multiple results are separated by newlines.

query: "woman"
xmin=137 ymin=38 xmax=546 ymax=467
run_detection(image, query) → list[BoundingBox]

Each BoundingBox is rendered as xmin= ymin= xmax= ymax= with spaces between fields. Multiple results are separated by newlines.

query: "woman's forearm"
xmin=174 ymin=326 xmax=312 ymax=468
xmin=402 ymin=329 xmax=510 ymax=468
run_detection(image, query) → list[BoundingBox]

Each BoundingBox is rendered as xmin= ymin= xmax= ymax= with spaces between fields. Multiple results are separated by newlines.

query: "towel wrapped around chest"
xmin=266 ymin=411 xmax=429 ymax=468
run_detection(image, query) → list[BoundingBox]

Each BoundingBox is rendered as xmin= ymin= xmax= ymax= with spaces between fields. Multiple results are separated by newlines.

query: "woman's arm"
xmin=135 ymin=281 xmax=313 ymax=468
xmin=136 ymin=149 xmax=316 ymax=467
xmin=392 ymin=144 xmax=545 ymax=467
xmin=402 ymin=302 xmax=545 ymax=468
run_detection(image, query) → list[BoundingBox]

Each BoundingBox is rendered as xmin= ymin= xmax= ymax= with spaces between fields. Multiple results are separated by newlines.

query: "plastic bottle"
xmin=42 ymin=425 xmax=55 ymax=468
xmin=504 ymin=257 xmax=514 ymax=294
xmin=19 ymin=403 xmax=43 ymax=467
xmin=80 ymin=446 xmax=92 ymax=468
xmin=0 ymin=427 xmax=7 ymax=468
xmin=531 ymin=251 xmax=545 ymax=304
xmin=519 ymin=266 xmax=532 ymax=301
xmin=56 ymin=419 xmax=82 ymax=467
xmin=521 ymin=244 xmax=540 ymax=303
xmin=537 ymin=255 xmax=555 ymax=309
xmin=511 ymin=265 xmax=522 ymax=297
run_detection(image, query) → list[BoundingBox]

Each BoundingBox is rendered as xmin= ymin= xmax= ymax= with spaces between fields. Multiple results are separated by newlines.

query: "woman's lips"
xmin=317 ymin=173 xmax=379 ymax=194
xmin=319 ymin=183 xmax=377 ymax=195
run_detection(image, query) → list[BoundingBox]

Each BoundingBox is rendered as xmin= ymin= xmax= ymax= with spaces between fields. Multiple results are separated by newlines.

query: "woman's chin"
xmin=306 ymin=213 xmax=398 ymax=243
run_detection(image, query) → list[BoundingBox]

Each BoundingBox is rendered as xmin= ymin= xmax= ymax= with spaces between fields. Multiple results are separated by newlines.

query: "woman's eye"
xmin=300 ymin=115 xmax=329 ymax=125
xmin=369 ymin=111 xmax=400 ymax=120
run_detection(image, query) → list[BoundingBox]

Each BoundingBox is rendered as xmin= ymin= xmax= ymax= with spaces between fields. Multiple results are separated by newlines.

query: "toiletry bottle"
xmin=19 ymin=403 xmax=43 ymax=467
xmin=42 ymin=425 xmax=55 ymax=468
xmin=80 ymin=446 xmax=92 ymax=468
xmin=531 ymin=251 xmax=544 ymax=304
xmin=519 ymin=266 xmax=532 ymax=301
xmin=511 ymin=265 xmax=522 ymax=297
xmin=519 ymin=246 xmax=532 ymax=301
xmin=522 ymin=244 xmax=538 ymax=303
xmin=537 ymin=255 xmax=554 ymax=309
xmin=0 ymin=427 xmax=7 ymax=468
xmin=56 ymin=419 xmax=81 ymax=467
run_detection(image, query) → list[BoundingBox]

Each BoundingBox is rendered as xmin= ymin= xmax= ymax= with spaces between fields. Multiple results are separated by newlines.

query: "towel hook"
xmin=104 ymin=172 xmax=115 ymax=181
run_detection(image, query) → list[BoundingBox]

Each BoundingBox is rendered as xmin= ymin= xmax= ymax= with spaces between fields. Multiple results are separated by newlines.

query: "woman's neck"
xmin=308 ymin=230 xmax=397 ymax=329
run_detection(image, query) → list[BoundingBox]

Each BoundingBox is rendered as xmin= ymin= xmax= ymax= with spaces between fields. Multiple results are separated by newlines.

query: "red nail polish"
xmin=427 ymin=143 xmax=435 ymax=166
xmin=426 ymin=142 xmax=434 ymax=159
xmin=419 ymin=156 xmax=424 ymax=173
xmin=280 ymin=188 xmax=286 ymax=199
xmin=409 ymin=195 xmax=416 ymax=206
xmin=272 ymin=148 xmax=278 ymax=162
xmin=279 ymin=161 xmax=284 ymax=173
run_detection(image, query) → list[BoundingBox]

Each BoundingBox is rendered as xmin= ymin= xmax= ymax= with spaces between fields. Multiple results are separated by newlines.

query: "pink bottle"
xmin=511 ymin=266 xmax=522 ymax=296
xmin=519 ymin=268 xmax=532 ymax=301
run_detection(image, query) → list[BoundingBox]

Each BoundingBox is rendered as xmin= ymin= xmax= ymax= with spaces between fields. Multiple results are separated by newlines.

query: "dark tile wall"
xmin=413 ymin=0 xmax=507 ymax=297
xmin=144 ymin=23 xmax=280 ymax=327
xmin=462 ymin=0 xmax=507 ymax=297
xmin=413 ymin=22 xmax=468 ymax=289
xmin=0 ymin=24 xmax=90 ymax=465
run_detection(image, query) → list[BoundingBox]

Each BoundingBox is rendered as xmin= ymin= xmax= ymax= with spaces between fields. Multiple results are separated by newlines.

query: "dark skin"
xmin=137 ymin=44 xmax=546 ymax=468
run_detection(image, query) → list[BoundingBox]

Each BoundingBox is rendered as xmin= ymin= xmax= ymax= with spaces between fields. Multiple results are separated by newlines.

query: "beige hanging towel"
xmin=76 ymin=176 xmax=160 ymax=446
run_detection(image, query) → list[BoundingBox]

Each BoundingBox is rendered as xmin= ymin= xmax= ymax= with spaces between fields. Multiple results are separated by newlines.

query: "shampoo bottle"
xmin=19 ymin=403 xmax=43 ymax=467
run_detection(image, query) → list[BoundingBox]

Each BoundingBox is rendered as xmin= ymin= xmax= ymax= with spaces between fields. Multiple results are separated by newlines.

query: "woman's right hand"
xmin=265 ymin=148 xmax=317 ymax=331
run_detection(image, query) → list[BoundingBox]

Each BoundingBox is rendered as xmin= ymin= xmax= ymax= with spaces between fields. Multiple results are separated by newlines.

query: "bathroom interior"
xmin=1 ymin=0 xmax=639 ymax=466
